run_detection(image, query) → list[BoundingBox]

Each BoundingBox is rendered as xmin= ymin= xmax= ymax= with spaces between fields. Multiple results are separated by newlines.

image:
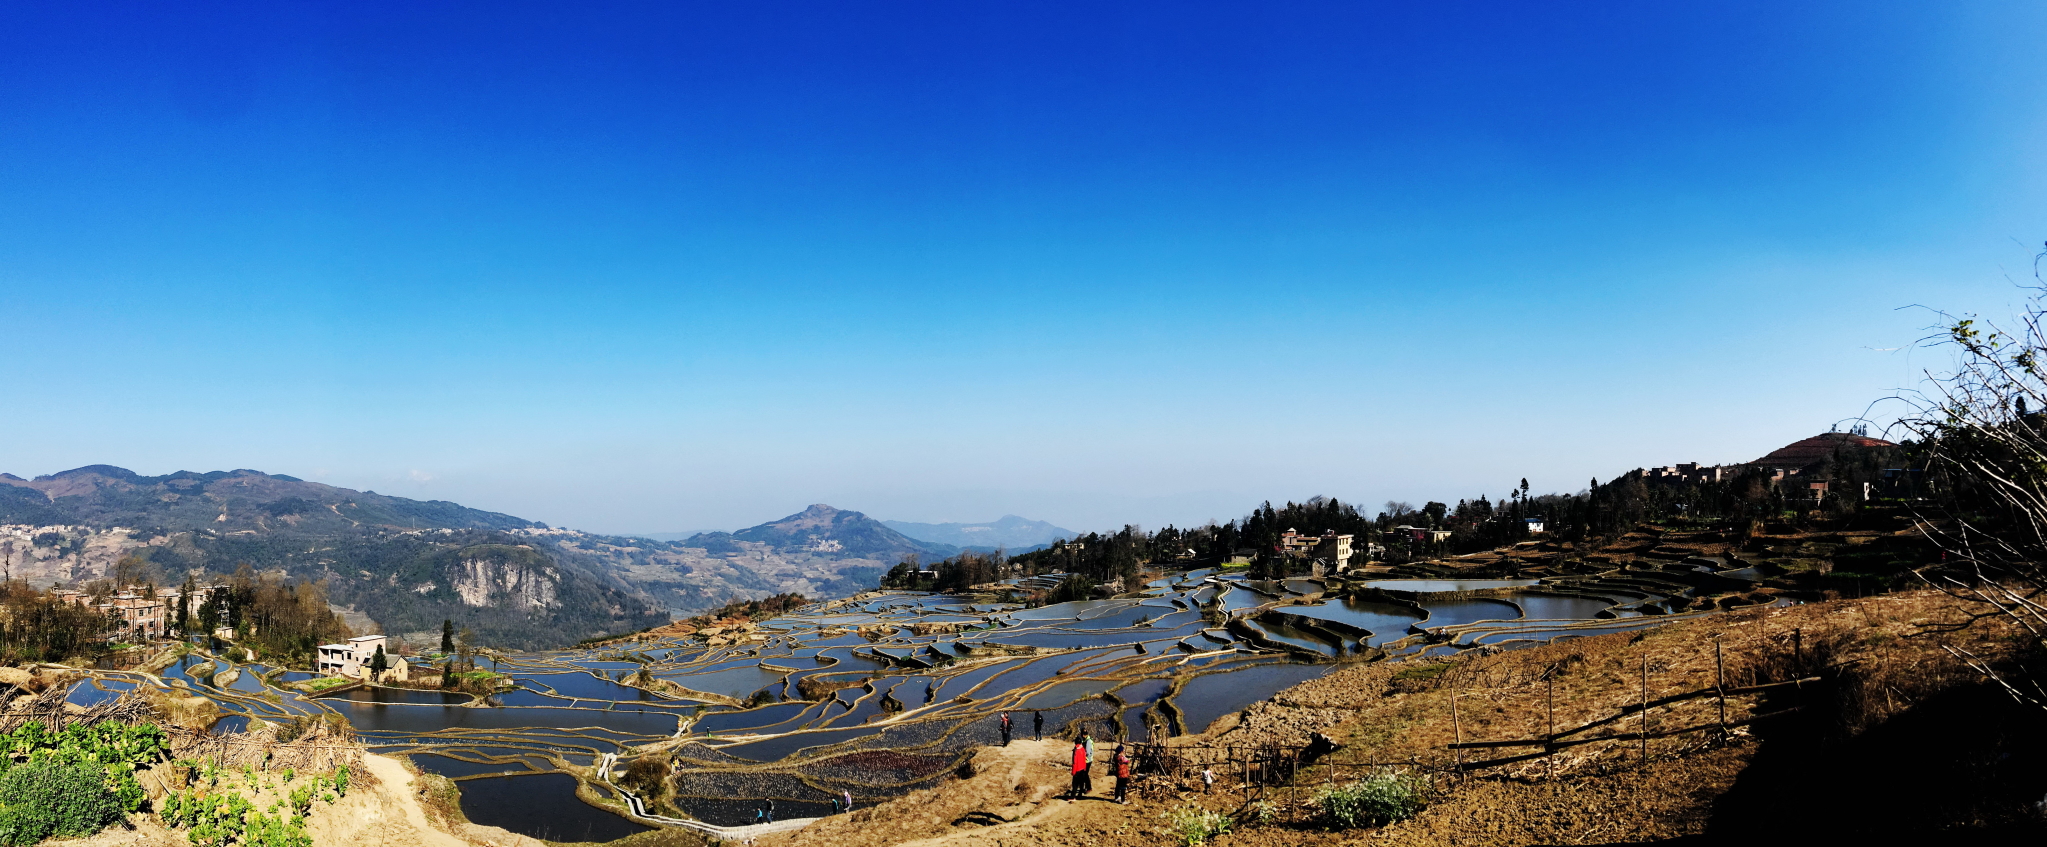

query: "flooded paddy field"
xmin=71 ymin=561 xmax=1757 ymax=836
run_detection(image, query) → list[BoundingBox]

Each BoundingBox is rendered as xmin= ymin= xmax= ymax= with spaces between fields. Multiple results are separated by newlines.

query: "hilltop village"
xmin=879 ymin=431 xmax=1925 ymax=604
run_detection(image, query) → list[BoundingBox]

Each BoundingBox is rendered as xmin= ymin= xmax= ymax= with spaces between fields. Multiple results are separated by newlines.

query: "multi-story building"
xmin=102 ymin=593 xmax=166 ymax=639
xmin=1279 ymin=529 xmax=1355 ymax=571
xmin=316 ymin=635 xmax=390 ymax=678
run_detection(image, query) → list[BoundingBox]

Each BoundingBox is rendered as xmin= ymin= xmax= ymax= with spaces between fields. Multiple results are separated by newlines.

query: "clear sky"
xmin=4 ymin=2 xmax=2047 ymax=536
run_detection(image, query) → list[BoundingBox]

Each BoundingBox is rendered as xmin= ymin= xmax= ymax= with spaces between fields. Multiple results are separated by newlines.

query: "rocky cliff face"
xmin=0 ymin=524 xmax=150 ymax=584
xmin=450 ymin=546 xmax=560 ymax=609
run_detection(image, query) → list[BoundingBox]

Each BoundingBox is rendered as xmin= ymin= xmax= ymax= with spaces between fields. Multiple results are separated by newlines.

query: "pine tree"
xmin=440 ymin=619 xmax=454 ymax=654
xmin=177 ymin=575 xmax=194 ymax=639
xmin=369 ymin=645 xmax=388 ymax=678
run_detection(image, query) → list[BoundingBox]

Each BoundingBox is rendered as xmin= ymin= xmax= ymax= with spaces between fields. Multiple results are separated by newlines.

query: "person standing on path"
xmin=1032 ymin=710 xmax=1044 ymax=741
xmin=842 ymin=789 xmax=853 ymax=813
xmin=1201 ymin=765 xmax=1214 ymax=794
xmin=1112 ymin=745 xmax=1132 ymax=804
xmin=1081 ymin=731 xmax=1095 ymax=769
xmin=1068 ymin=738 xmax=1089 ymax=799
xmin=999 ymin=711 xmax=1012 ymax=746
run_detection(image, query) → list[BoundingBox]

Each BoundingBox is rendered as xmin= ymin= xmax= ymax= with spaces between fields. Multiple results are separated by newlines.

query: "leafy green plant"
xmin=289 ymin=783 xmax=316 ymax=817
xmin=1315 ymin=771 xmax=1427 ymax=829
xmin=0 ymin=760 xmax=125 ymax=845
xmin=1163 ymin=804 xmax=1233 ymax=846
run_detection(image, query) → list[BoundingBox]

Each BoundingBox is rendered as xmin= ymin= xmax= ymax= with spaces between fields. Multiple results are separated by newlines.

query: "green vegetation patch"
xmin=1390 ymin=662 xmax=1451 ymax=683
xmin=0 ymin=720 xmax=166 ymax=845
xmin=1315 ymin=772 xmax=1428 ymax=829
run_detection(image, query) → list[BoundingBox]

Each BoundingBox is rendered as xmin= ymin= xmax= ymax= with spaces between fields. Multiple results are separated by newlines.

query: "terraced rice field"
xmin=60 ymin=558 xmax=1770 ymax=837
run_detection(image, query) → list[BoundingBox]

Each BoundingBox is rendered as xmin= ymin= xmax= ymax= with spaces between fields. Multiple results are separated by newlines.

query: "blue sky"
xmin=4 ymin=2 xmax=2046 ymax=535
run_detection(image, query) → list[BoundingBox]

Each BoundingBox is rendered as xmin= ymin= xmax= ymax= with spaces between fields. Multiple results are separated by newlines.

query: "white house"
xmin=1525 ymin=518 xmax=1546 ymax=534
xmin=316 ymin=635 xmax=389 ymax=678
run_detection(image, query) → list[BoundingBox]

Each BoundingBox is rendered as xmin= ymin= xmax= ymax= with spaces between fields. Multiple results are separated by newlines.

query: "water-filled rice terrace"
xmin=66 ymin=558 xmax=1769 ymax=838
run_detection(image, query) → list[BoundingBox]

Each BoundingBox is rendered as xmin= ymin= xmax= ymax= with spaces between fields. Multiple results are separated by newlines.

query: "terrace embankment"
xmin=760 ymin=589 xmax=2047 ymax=846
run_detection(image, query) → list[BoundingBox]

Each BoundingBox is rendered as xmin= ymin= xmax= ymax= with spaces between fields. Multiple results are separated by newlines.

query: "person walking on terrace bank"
xmin=1068 ymin=738 xmax=1091 ymax=798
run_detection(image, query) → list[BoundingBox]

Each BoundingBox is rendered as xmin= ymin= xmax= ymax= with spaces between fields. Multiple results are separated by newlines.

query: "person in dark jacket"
xmin=1032 ymin=710 xmax=1044 ymax=741
xmin=999 ymin=711 xmax=1012 ymax=745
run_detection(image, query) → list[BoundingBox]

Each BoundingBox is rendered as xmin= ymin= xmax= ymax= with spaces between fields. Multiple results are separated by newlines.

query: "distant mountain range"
xmin=629 ymin=530 xmax=726 ymax=542
xmin=0 ymin=466 xmax=659 ymax=649
xmin=0 ymin=466 xmax=1034 ymax=648
xmin=882 ymin=514 xmax=1075 ymax=550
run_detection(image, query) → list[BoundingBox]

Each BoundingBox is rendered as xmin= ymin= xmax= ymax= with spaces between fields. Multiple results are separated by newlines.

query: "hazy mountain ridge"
xmin=0 ymin=467 xmax=983 ymax=639
xmin=0 ymin=466 xmax=662 ymax=648
xmin=0 ymin=465 xmax=536 ymax=534
xmin=881 ymin=514 xmax=1075 ymax=549
xmin=599 ymin=505 xmax=963 ymax=612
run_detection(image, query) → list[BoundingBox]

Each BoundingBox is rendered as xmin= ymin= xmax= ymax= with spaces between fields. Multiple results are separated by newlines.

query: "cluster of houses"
xmin=47 ymin=583 xmax=413 ymax=683
xmin=52 ymin=582 xmax=226 ymax=642
xmin=1640 ymin=431 xmax=1908 ymax=510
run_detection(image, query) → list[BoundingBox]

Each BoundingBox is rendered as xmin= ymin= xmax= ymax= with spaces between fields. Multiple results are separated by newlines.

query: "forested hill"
xmin=0 ymin=465 xmax=536 ymax=533
xmin=0 ymin=465 xmax=659 ymax=649
xmin=0 ymin=468 xmax=985 ymax=647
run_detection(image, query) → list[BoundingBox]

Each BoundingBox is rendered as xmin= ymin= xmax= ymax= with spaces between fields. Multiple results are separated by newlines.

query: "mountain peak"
xmin=41 ymin=464 xmax=141 ymax=482
xmin=881 ymin=515 xmax=1076 ymax=550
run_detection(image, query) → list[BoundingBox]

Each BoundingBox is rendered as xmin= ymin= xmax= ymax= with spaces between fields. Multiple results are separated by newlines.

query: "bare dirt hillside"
xmin=761 ymin=589 xmax=2047 ymax=846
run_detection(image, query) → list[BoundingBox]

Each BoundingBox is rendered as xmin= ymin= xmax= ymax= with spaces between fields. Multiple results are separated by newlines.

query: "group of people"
xmin=1065 ymin=728 xmax=1135 ymax=804
xmin=753 ymin=789 xmax=857 ymax=825
xmin=996 ymin=709 xmax=1047 ymax=745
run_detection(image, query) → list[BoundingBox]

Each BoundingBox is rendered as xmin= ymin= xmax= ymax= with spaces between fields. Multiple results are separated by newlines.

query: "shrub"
xmin=0 ymin=760 xmax=124 ymax=844
xmin=1163 ymin=804 xmax=1233 ymax=846
xmin=1316 ymin=771 xmax=1427 ymax=829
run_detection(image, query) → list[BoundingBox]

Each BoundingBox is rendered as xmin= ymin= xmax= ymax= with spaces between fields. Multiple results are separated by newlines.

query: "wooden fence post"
xmin=1639 ymin=652 xmax=1649 ymax=764
xmin=1450 ymin=689 xmax=1464 ymax=773
xmin=1714 ymin=636 xmax=1727 ymax=734
xmin=1545 ymin=673 xmax=1555 ymax=780
xmin=1291 ymin=749 xmax=1299 ymax=815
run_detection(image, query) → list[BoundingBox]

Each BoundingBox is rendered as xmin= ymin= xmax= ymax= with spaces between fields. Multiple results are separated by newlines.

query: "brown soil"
xmin=755 ymin=589 xmax=2047 ymax=846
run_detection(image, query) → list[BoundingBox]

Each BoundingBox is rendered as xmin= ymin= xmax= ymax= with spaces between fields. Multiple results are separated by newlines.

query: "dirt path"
xmin=307 ymin=753 xmax=541 ymax=847
xmin=763 ymin=738 xmax=1165 ymax=847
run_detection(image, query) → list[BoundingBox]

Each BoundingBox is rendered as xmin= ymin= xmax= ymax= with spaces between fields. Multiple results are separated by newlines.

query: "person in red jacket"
xmin=1112 ymin=745 xmax=1133 ymax=804
xmin=1069 ymin=738 xmax=1090 ymax=799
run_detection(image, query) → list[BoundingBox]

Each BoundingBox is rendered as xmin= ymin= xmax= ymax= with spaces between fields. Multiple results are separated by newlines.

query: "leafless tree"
xmin=1898 ymin=243 xmax=2047 ymax=711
